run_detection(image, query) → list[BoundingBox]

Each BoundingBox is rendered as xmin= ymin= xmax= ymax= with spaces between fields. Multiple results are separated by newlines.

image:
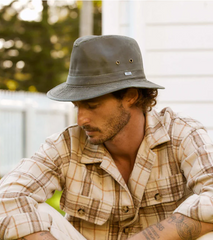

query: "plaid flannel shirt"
xmin=0 ymin=107 xmax=213 ymax=240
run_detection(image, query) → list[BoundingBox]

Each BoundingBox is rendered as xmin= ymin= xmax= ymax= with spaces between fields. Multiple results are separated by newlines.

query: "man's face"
xmin=72 ymin=94 xmax=131 ymax=145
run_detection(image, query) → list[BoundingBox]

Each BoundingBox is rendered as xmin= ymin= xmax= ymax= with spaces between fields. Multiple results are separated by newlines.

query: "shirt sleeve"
xmin=0 ymin=131 xmax=68 ymax=239
xmin=173 ymin=127 xmax=213 ymax=223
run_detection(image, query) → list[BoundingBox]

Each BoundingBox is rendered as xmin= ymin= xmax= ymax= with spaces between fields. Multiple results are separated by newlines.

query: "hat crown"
xmin=47 ymin=35 xmax=164 ymax=102
xmin=69 ymin=35 xmax=144 ymax=77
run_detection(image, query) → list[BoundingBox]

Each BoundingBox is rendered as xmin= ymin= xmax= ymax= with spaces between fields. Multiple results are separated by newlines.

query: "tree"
xmin=0 ymin=0 xmax=102 ymax=93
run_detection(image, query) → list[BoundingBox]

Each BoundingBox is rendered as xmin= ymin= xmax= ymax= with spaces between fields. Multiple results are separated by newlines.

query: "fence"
xmin=0 ymin=90 xmax=76 ymax=177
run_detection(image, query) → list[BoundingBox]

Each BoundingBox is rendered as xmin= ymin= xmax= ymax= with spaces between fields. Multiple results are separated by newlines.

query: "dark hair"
xmin=112 ymin=88 xmax=158 ymax=113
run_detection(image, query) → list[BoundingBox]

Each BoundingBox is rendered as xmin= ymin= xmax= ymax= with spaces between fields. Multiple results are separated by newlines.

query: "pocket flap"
xmin=142 ymin=173 xmax=186 ymax=207
xmin=63 ymin=191 xmax=112 ymax=225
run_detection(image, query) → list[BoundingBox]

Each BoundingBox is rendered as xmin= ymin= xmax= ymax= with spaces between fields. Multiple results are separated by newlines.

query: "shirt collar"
xmin=80 ymin=138 xmax=105 ymax=164
xmin=144 ymin=109 xmax=170 ymax=149
xmin=80 ymin=108 xmax=170 ymax=164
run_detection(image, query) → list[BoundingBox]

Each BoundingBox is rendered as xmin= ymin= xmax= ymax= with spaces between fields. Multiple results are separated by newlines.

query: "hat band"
xmin=66 ymin=69 xmax=146 ymax=86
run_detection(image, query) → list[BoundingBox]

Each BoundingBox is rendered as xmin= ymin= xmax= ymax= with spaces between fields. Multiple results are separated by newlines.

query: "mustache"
xmin=81 ymin=125 xmax=100 ymax=132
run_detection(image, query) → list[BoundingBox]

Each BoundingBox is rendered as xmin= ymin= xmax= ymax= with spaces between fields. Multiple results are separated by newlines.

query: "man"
xmin=0 ymin=35 xmax=213 ymax=240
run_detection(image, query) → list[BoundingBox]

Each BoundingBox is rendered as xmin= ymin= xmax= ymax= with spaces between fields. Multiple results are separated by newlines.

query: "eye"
xmin=87 ymin=103 xmax=99 ymax=109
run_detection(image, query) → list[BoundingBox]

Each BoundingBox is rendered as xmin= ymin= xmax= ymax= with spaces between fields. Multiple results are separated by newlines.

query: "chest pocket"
xmin=141 ymin=173 xmax=189 ymax=207
xmin=63 ymin=190 xmax=113 ymax=225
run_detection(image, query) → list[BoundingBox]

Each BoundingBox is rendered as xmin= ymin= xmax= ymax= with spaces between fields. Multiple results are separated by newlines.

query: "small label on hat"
xmin=124 ymin=71 xmax=132 ymax=76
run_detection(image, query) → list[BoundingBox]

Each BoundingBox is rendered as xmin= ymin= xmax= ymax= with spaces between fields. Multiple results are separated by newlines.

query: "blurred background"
xmin=0 ymin=0 xmax=101 ymax=215
xmin=0 ymin=0 xmax=101 ymax=175
xmin=1 ymin=0 xmax=213 ymax=214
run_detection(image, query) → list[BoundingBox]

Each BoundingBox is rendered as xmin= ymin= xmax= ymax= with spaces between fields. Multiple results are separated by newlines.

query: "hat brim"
xmin=47 ymin=78 xmax=164 ymax=102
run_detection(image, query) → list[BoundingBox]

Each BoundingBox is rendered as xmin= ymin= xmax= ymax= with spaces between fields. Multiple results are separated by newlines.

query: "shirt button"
xmin=77 ymin=208 xmax=85 ymax=216
xmin=123 ymin=227 xmax=130 ymax=234
xmin=154 ymin=193 xmax=162 ymax=201
xmin=121 ymin=206 xmax=129 ymax=213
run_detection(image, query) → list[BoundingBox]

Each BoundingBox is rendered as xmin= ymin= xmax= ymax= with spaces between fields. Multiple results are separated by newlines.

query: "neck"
xmin=104 ymin=110 xmax=146 ymax=164
xmin=104 ymin=110 xmax=145 ymax=184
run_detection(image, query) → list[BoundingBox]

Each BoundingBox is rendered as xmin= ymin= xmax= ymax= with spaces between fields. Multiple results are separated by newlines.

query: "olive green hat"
xmin=47 ymin=35 xmax=164 ymax=102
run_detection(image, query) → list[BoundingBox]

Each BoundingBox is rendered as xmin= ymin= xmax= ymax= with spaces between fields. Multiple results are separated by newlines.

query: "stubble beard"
xmin=87 ymin=103 xmax=131 ymax=145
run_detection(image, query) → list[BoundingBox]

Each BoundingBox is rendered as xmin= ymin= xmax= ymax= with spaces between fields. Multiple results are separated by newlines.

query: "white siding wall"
xmin=0 ymin=90 xmax=75 ymax=176
xmin=102 ymin=0 xmax=213 ymax=140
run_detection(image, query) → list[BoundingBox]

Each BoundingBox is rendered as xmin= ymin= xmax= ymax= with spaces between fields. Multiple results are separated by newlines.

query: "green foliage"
xmin=93 ymin=1 xmax=102 ymax=35
xmin=0 ymin=0 xmax=102 ymax=92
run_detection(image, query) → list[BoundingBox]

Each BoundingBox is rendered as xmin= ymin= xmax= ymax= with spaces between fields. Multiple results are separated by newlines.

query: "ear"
xmin=124 ymin=88 xmax=139 ymax=106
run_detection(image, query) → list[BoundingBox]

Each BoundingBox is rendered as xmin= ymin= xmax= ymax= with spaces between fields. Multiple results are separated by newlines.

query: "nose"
xmin=77 ymin=106 xmax=90 ymax=127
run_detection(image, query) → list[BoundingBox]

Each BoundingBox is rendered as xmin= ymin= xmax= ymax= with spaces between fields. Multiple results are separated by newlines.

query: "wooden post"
xmin=80 ymin=1 xmax=93 ymax=37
